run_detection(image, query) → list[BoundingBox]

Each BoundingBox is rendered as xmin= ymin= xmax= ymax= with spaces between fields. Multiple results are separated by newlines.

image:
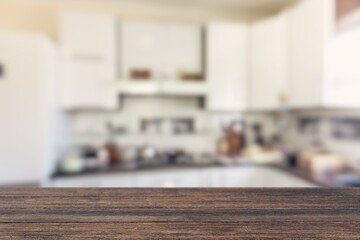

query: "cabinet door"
xmin=60 ymin=11 xmax=117 ymax=63
xmin=60 ymin=12 xmax=117 ymax=109
xmin=222 ymin=167 xmax=264 ymax=187
xmin=136 ymin=170 xmax=202 ymax=187
xmin=288 ymin=0 xmax=330 ymax=108
xmin=250 ymin=12 xmax=289 ymax=110
xmin=121 ymin=22 xmax=164 ymax=79
xmin=52 ymin=177 xmax=100 ymax=187
xmin=100 ymin=174 xmax=138 ymax=187
xmin=165 ymin=23 xmax=203 ymax=79
xmin=255 ymin=167 xmax=317 ymax=187
xmin=325 ymin=27 xmax=360 ymax=107
xmin=207 ymin=22 xmax=248 ymax=111
xmin=121 ymin=22 xmax=203 ymax=80
xmin=62 ymin=59 xmax=116 ymax=109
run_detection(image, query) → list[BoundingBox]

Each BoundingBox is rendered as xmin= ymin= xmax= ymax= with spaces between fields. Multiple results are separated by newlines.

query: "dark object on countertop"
xmin=167 ymin=151 xmax=177 ymax=165
xmin=335 ymin=174 xmax=360 ymax=187
xmin=104 ymin=142 xmax=119 ymax=166
xmin=219 ymin=120 xmax=246 ymax=156
xmin=130 ymin=68 xmax=151 ymax=80
xmin=164 ymin=149 xmax=192 ymax=165
xmin=137 ymin=146 xmax=170 ymax=168
xmin=166 ymin=150 xmax=185 ymax=165
xmin=252 ymin=123 xmax=266 ymax=147
xmin=81 ymin=146 xmax=98 ymax=159
xmin=228 ymin=128 xmax=243 ymax=155
xmin=1 ymin=189 xmax=359 ymax=239
xmin=286 ymin=152 xmax=298 ymax=168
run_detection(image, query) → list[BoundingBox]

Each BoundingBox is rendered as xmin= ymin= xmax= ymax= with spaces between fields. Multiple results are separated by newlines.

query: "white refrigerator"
xmin=0 ymin=32 xmax=68 ymax=186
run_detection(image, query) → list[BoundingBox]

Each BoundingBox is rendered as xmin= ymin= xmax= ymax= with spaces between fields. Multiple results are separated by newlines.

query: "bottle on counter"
xmin=104 ymin=142 xmax=120 ymax=166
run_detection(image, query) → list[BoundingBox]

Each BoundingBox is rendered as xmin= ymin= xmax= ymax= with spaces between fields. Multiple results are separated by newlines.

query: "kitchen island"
xmin=0 ymin=188 xmax=359 ymax=239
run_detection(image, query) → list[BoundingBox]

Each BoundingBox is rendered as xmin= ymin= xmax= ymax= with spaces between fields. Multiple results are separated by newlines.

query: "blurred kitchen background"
xmin=0 ymin=0 xmax=360 ymax=188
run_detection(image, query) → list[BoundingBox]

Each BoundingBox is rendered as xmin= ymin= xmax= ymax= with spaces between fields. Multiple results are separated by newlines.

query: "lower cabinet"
xmin=51 ymin=166 xmax=318 ymax=188
xmin=100 ymin=174 xmax=138 ymax=188
xmin=52 ymin=176 xmax=100 ymax=187
xmin=136 ymin=170 xmax=203 ymax=188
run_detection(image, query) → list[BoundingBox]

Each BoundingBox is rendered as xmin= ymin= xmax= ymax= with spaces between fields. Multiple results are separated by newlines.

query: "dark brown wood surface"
xmin=0 ymin=188 xmax=359 ymax=239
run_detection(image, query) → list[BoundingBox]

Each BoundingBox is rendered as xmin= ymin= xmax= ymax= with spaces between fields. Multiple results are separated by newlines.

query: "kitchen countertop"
xmin=52 ymin=164 xmax=329 ymax=187
xmin=0 ymin=188 xmax=359 ymax=239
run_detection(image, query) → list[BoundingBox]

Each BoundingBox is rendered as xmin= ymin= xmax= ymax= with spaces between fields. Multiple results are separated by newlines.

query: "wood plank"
xmin=0 ymin=189 xmax=359 ymax=239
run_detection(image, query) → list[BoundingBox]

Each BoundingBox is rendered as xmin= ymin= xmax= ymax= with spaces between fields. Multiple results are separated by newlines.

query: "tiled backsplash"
xmin=66 ymin=96 xmax=360 ymax=171
xmin=66 ymin=96 xmax=247 ymax=154
xmin=285 ymin=109 xmax=360 ymax=170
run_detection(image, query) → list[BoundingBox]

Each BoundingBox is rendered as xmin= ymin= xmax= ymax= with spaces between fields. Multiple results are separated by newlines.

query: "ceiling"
xmin=11 ymin=0 xmax=299 ymax=21
xmin=114 ymin=0 xmax=299 ymax=16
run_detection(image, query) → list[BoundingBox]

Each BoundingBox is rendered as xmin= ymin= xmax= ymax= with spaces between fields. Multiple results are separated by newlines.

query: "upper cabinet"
xmin=206 ymin=22 xmax=248 ymax=111
xmin=60 ymin=12 xmax=118 ymax=109
xmin=121 ymin=21 xmax=203 ymax=80
xmin=323 ymin=0 xmax=360 ymax=108
xmin=326 ymin=25 xmax=360 ymax=107
xmin=288 ymin=0 xmax=335 ymax=108
xmin=120 ymin=22 xmax=164 ymax=80
xmin=59 ymin=0 xmax=360 ymax=111
xmin=250 ymin=11 xmax=289 ymax=110
xmin=249 ymin=0 xmax=360 ymax=110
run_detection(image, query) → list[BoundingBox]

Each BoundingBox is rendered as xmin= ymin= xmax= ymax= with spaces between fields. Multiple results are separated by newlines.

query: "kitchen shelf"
xmin=115 ymin=80 xmax=160 ymax=95
xmin=161 ymin=81 xmax=209 ymax=96
xmin=112 ymin=79 xmax=208 ymax=96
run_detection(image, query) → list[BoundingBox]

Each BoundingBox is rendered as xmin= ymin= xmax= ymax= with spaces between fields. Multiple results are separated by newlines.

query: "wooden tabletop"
xmin=0 ymin=188 xmax=359 ymax=239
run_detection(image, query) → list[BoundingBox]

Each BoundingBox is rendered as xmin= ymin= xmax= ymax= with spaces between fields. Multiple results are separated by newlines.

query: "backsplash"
xmin=65 ymin=96 xmax=281 ymax=156
xmin=66 ymin=96 xmax=248 ymax=154
xmin=285 ymin=109 xmax=360 ymax=170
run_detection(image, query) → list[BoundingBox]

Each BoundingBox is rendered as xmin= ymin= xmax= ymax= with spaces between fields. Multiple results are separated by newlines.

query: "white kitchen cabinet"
xmin=53 ymin=176 xmax=100 ymax=187
xmin=62 ymin=59 xmax=117 ymax=109
xmin=100 ymin=174 xmax=138 ymax=188
xmin=249 ymin=0 xmax=360 ymax=109
xmin=288 ymin=0 xmax=336 ymax=108
xmin=325 ymin=26 xmax=360 ymax=107
xmin=121 ymin=21 xmax=203 ymax=80
xmin=135 ymin=169 xmax=202 ymax=188
xmin=60 ymin=11 xmax=118 ymax=109
xmin=121 ymin=22 xmax=164 ymax=80
xmin=206 ymin=22 xmax=248 ymax=111
xmin=165 ymin=24 xmax=203 ymax=79
xmin=250 ymin=11 xmax=289 ymax=110
xmin=221 ymin=167 xmax=263 ymax=187
xmin=255 ymin=167 xmax=317 ymax=187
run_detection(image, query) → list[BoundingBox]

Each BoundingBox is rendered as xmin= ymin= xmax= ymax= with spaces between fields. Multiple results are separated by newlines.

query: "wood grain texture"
xmin=0 ymin=188 xmax=359 ymax=239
